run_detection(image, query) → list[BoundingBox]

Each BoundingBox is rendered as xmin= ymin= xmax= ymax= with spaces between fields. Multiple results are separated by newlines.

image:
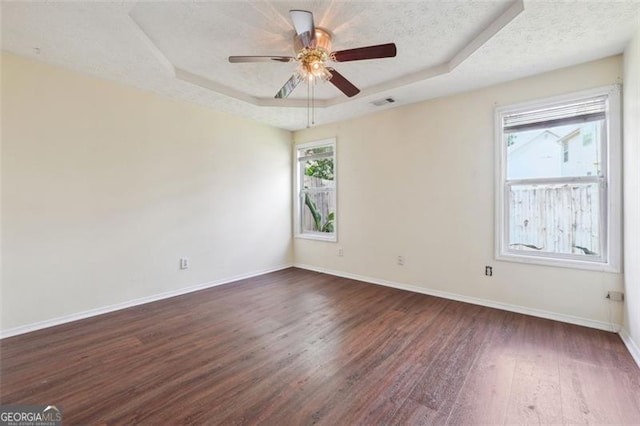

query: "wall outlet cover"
xmin=180 ymin=258 xmax=189 ymax=270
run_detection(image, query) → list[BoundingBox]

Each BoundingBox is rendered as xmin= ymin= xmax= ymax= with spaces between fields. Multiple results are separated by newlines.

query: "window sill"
xmin=496 ymin=252 xmax=619 ymax=273
xmin=295 ymin=233 xmax=337 ymax=242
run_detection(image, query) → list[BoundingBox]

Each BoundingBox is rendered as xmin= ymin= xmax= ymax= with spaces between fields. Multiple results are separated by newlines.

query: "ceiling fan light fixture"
xmin=296 ymin=46 xmax=332 ymax=83
xmin=292 ymin=27 xmax=334 ymax=83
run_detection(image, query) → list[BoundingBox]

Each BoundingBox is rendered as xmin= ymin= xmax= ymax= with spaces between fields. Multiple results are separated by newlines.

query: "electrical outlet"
xmin=397 ymin=256 xmax=404 ymax=266
xmin=485 ymin=266 xmax=493 ymax=277
xmin=606 ymin=291 xmax=624 ymax=302
xmin=180 ymin=258 xmax=189 ymax=270
xmin=337 ymin=248 xmax=344 ymax=257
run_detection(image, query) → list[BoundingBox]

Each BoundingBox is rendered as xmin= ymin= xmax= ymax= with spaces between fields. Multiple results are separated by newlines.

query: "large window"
xmin=295 ymin=139 xmax=336 ymax=241
xmin=495 ymin=86 xmax=621 ymax=271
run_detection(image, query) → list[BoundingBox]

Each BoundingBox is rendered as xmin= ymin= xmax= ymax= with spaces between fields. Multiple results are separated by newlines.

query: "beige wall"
xmin=1 ymin=53 xmax=292 ymax=332
xmin=1 ymin=51 xmax=630 ymax=336
xmin=294 ymin=56 xmax=624 ymax=328
xmin=623 ymin=25 xmax=640 ymax=356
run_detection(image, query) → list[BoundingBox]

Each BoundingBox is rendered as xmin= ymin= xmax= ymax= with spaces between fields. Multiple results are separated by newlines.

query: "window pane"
xmin=508 ymin=182 xmax=600 ymax=257
xmin=301 ymin=191 xmax=335 ymax=234
xmin=303 ymin=157 xmax=334 ymax=189
xmin=506 ymin=120 xmax=603 ymax=179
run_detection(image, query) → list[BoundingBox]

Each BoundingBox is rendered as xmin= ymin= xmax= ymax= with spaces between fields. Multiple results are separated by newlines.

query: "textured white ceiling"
xmin=2 ymin=1 xmax=639 ymax=131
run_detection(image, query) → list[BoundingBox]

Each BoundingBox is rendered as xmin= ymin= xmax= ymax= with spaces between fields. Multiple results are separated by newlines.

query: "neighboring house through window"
xmin=295 ymin=139 xmax=337 ymax=241
xmin=495 ymin=86 xmax=621 ymax=271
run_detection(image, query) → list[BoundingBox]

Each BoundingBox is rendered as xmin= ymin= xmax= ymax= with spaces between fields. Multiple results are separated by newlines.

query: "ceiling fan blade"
xmin=275 ymin=73 xmax=303 ymax=99
xmin=327 ymin=68 xmax=360 ymax=98
xmin=333 ymin=43 xmax=397 ymax=62
xmin=229 ymin=56 xmax=295 ymax=63
xmin=290 ymin=10 xmax=315 ymax=48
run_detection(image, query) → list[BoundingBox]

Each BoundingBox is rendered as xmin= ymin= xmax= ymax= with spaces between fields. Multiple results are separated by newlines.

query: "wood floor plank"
xmin=1 ymin=268 xmax=638 ymax=425
xmin=446 ymin=352 xmax=517 ymax=425
xmin=559 ymin=359 xmax=625 ymax=424
xmin=504 ymin=358 xmax=564 ymax=424
xmin=446 ymin=310 xmax=523 ymax=425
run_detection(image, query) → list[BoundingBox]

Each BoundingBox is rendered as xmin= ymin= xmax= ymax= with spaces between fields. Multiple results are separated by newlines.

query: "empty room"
xmin=1 ymin=1 xmax=640 ymax=424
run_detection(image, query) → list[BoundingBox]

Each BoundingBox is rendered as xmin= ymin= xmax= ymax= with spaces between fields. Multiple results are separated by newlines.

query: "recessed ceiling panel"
xmin=129 ymin=1 xmax=513 ymax=100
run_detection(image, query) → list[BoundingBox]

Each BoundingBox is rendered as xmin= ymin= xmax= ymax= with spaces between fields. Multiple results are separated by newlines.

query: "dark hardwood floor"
xmin=1 ymin=267 xmax=639 ymax=425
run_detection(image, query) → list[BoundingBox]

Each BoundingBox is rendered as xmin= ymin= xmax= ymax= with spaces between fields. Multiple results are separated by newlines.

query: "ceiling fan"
xmin=228 ymin=10 xmax=397 ymax=99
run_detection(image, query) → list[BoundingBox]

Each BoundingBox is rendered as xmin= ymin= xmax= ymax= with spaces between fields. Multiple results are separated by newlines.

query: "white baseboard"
xmin=0 ymin=263 xmax=293 ymax=339
xmin=619 ymin=328 xmax=640 ymax=369
xmin=294 ymin=263 xmax=620 ymax=333
xmin=5 ymin=261 xmax=631 ymax=364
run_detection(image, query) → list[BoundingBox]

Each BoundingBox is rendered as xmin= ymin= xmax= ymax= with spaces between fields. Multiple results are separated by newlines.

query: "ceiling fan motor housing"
xmin=293 ymin=27 xmax=333 ymax=53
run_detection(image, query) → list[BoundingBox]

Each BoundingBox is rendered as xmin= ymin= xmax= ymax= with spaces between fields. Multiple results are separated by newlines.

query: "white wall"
xmin=0 ymin=53 xmax=292 ymax=333
xmin=294 ymin=56 xmax=624 ymax=329
xmin=623 ymin=25 xmax=640 ymax=361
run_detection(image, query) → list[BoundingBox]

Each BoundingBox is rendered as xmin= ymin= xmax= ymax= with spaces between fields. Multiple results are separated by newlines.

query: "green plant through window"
xmin=303 ymin=154 xmax=335 ymax=233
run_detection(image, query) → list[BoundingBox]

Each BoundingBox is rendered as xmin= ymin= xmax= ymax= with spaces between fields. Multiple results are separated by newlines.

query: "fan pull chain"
xmin=307 ymin=78 xmax=311 ymax=128
xmin=312 ymin=79 xmax=315 ymax=126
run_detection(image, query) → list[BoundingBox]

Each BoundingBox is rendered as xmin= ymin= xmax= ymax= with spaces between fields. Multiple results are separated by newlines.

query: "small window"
xmin=495 ymin=86 xmax=621 ymax=271
xmin=295 ymin=139 xmax=336 ymax=241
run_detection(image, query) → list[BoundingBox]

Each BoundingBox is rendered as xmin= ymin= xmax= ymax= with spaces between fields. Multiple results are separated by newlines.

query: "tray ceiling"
xmin=2 ymin=1 xmax=639 ymax=130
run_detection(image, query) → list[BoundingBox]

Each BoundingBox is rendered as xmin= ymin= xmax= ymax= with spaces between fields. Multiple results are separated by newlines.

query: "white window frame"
xmin=294 ymin=138 xmax=337 ymax=242
xmin=495 ymin=85 xmax=621 ymax=272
